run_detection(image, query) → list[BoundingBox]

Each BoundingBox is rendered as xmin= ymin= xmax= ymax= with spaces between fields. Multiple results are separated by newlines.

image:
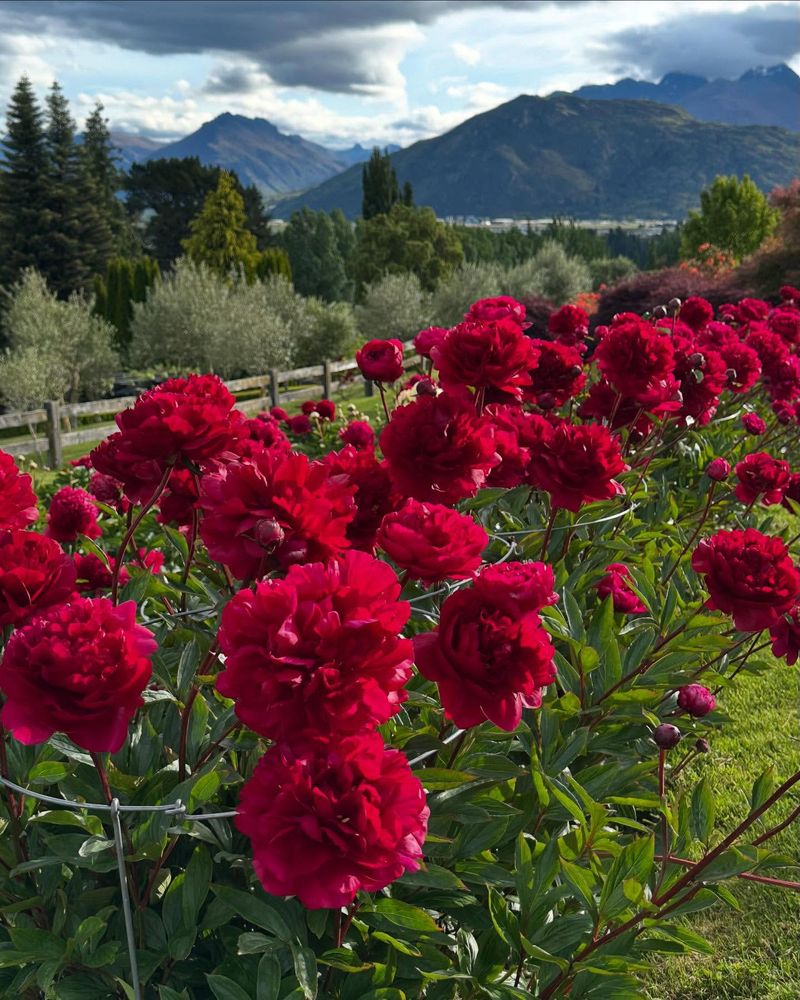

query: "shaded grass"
xmin=646 ymin=657 xmax=800 ymax=1000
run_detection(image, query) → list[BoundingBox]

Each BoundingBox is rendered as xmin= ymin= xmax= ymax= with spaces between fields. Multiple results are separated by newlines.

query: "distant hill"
xmin=573 ymin=64 xmax=800 ymax=131
xmin=275 ymin=93 xmax=800 ymax=220
xmin=107 ymin=116 xmax=398 ymax=197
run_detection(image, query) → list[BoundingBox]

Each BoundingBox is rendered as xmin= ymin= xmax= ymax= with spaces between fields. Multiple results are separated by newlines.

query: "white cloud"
xmin=451 ymin=41 xmax=481 ymax=66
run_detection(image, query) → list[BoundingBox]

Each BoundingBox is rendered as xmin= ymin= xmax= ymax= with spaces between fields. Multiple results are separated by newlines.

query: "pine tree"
xmin=402 ymin=181 xmax=414 ymax=207
xmin=82 ymin=101 xmax=133 ymax=258
xmin=182 ymin=171 xmax=258 ymax=277
xmin=0 ymin=77 xmax=51 ymax=289
xmin=361 ymin=148 xmax=400 ymax=220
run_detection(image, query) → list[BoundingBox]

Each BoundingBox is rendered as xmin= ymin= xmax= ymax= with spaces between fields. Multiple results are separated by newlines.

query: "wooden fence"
xmin=0 ymin=342 xmax=419 ymax=468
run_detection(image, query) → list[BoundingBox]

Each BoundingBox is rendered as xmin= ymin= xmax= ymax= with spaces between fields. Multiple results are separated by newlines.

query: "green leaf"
xmin=418 ymin=769 xmax=476 ymax=791
xmin=27 ymin=761 xmax=71 ymax=785
xmin=257 ymin=953 xmax=282 ymax=1000
xmin=238 ymin=932 xmax=273 ymax=955
xmin=598 ymin=836 xmax=654 ymax=920
xmin=372 ymin=899 xmax=439 ymax=932
xmin=751 ymin=767 xmax=776 ymax=812
xmin=210 ymin=885 xmax=292 ymax=940
xmin=690 ymin=778 xmax=715 ymax=845
xmin=371 ymin=932 xmax=421 ymax=957
xmin=9 ymin=927 xmax=66 ymax=961
xmin=182 ymin=845 xmax=212 ymax=928
xmin=206 ymin=974 xmax=253 ymax=1000
xmin=290 ymin=941 xmax=318 ymax=1000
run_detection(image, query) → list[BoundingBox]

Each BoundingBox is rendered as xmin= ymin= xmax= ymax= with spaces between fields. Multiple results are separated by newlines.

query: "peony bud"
xmin=676 ymin=683 xmax=716 ymax=717
xmin=668 ymin=297 xmax=682 ymax=311
xmin=653 ymin=305 xmax=668 ymax=319
xmin=415 ymin=376 xmax=437 ymax=397
xmin=253 ymin=518 xmax=285 ymax=549
xmin=741 ymin=412 xmax=767 ymax=436
xmin=537 ymin=392 xmax=556 ymax=411
xmin=706 ymin=457 xmax=731 ymax=481
xmin=654 ymin=723 xmax=682 ymax=750
xmin=695 ymin=737 xmax=710 ymax=753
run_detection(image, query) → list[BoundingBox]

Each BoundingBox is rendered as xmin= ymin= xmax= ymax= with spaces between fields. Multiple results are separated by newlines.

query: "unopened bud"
xmin=253 ymin=518 xmax=284 ymax=549
xmin=653 ymin=305 xmax=668 ymax=319
xmin=654 ymin=723 xmax=682 ymax=750
xmin=416 ymin=377 xmax=437 ymax=397
xmin=537 ymin=392 xmax=556 ymax=411
xmin=668 ymin=297 xmax=682 ymax=311
xmin=695 ymin=738 xmax=710 ymax=753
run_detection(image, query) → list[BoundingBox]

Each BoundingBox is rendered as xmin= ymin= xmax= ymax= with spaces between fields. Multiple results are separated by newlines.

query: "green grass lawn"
xmin=645 ymin=656 xmax=800 ymax=1000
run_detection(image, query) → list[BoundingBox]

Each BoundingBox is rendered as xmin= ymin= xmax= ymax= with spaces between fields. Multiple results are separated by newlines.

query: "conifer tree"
xmin=182 ymin=171 xmax=258 ymax=276
xmin=0 ymin=77 xmax=51 ymax=289
xmin=361 ymin=148 xmax=400 ymax=220
xmin=82 ymin=102 xmax=138 ymax=256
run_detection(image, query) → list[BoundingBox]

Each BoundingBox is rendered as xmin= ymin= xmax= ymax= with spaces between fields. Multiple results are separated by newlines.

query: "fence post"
xmin=270 ymin=369 xmax=281 ymax=408
xmin=322 ymin=360 xmax=332 ymax=399
xmin=44 ymin=400 xmax=63 ymax=469
xmin=363 ymin=378 xmax=375 ymax=398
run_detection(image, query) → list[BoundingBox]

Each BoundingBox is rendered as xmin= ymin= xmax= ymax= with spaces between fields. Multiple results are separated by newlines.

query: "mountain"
xmin=135 ymin=113 xmax=350 ymax=196
xmin=330 ymin=142 xmax=402 ymax=167
xmin=574 ymin=64 xmax=800 ymax=131
xmin=109 ymin=131 xmax=164 ymax=171
xmin=275 ymin=93 xmax=800 ymax=220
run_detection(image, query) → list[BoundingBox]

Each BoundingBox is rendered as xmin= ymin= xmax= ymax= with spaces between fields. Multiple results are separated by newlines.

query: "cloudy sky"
xmin=0 ymin=0 xmax=798 ymax=148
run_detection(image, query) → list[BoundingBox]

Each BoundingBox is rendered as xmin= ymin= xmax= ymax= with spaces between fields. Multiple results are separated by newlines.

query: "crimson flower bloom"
xmin=323 ymin=445 xmax=400 ymax=551
xmin=74 ymin=552 xmax=129 ymax=595
xmin=467 ymin=296 xmax=528 ymax=328
xmin=0 ymin=530 xmax=76 ymax=627
xmin=706 ymin=458 xmax=731 ymax=482
xmin=0 ymin=450 xmax=38 ymax=531
xmin=92 ymin=374 xmax=245 ymax=502
xmin=741 ymin=412 xmax=767 ymax=435
xmin=594 ymin=318 xmax=675 ymax=403
xmin=734 ymin=452 xmax=790 ymax=506
xmin=200 ymin=450 xmax=356 ymax=579
xmin=547 ymin=304 xmax=589 ymax=346
xmin=380 ymin=392 xmax=498 ymax=505
xmin=377 ymin=498 xmax=488 ymax=585
xmin=595 ymin=563 xmax=646 ymax=614
xmin=692 ymin=528 xmax=800 ymax=631
xmin=46 ymin=486 xmax=101 ymax=543
xmin=236 ymin=732 xmax=428 ymax=909
xmin=770 ymin=607 xmax=800 ymax=665
xmin=218 ymin=551 xmax=411 ymax=745
xmin=339 ymin=420 xmax=374 ymax=450
xmin=414 ymin=562 xmax=558 ymax=730
xmin=432 ymin=318 xmax=537 ymax=399
xmin=0 ymin=598 xmax=155 ymax=753
xmin=356 ymin=339 xmax=404 ymax=382
xmin=529 ymin=421 xmax=627 ymax=512
xmin=676 ymin=683 xmax=716 ymax=717
xmin=414 ymin=326 xmax=449 ymax=359
xmin=525 ymin=339 xmax=585 ymax=406
xmin=679 ymin=296 xmax=714 ymax=332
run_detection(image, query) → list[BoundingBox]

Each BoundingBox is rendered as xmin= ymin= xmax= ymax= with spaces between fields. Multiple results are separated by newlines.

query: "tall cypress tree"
xmin=361 ymin=148 xmax=400 ymax=220
xmin=0 ymin=77 xmax=51 ymax=289
xmin=82 ymin=101 xmax=134 ymax=257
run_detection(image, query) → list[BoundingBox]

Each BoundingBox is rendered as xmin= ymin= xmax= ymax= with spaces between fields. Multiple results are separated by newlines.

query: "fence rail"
xmin=0 ymin=341 xmax=419 ymax=468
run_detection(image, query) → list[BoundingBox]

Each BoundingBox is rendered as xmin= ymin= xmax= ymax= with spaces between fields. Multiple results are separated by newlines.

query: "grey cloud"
xmin=0 ymin=1 xmax=576 ymax=93
xmin=599 ymin=3 xmax=800 ymax=80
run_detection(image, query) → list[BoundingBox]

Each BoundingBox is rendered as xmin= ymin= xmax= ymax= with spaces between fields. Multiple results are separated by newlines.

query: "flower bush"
xmin=0 ymin=287 xmax=799 ymax=999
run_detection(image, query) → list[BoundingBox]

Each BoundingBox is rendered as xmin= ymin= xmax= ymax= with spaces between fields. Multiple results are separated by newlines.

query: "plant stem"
xmin=663 ymin=482 xmax=715 ymax=584
xmin=178 ymin=686 xmax=199 ymax=782
xmin=377 ymin=382 xmax=391 ymax=423
xmin=111 ymin=462 xmax=175 ymax=603
xmin=540 ymin=507 xmax=558 ymax=561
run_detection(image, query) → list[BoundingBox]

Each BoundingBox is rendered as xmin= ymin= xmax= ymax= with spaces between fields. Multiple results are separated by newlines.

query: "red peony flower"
xmin=773 ymin=400 xmax=796 ymax=424
xmin=323 ymin=445 xmax=400 ymax=551
xmin=200 ymin=449 xmax=356 ymax=579
xmin=414 ymin=561 xmax=558 ymax=730
xmin=414 ymin=326 xmax=449 ymax=359
xmin=679 ymin=296 xmax=714 ymax=332
xmin=577 ymin=379 xmax=675 ymax=438
xmin=593 ymin=318 xmax=675 ymax=403
xmin=779 ymin=285 xmax=800 ymax=303
xmin=157 ymin=468 xmax=200 ymax=529
xmin=88 ymin=471 xmax=129 ymax=514
xmin=356 ymin=339 xmax=405 ymax=382
xmin=339 ymin=420 xmax=374 ymax=450
xmin=0 ymin=450 xmax=38 ymax=531
xmin=548 ymin=304 xmax=589 ymax=346
xmin=236 ymin=732 xmax=428 ymax=909
xmin=782 ymin=472 xmax=800 ymax=513
xmin=0 ymin=597 xmax=155 ymax=753
xmin=245 ymin=414 xmax=291 ymax=454
xmin=431 ymin=318 xmax=537 ymax=399
xmin=380 ymin=392 xmax=498 ymax=505
xmin=691 ymin=528 xmax=800 ymax=631
xmin=0 ymin=530 xmax=76 ymax=627
xmin=768 ymin=307 xmax=800 ymax=345
xmin=764 ymin=354 xmax=800 ymax=403
xmin=529 ymin=421 xmax=627 ymax=512
xmin=139 ymin=548 xmax=164 ymax=574
xmin=467 ymin=296 xmax=528 ymax=328
xmin=672 ymin=338 xmax=728 ymax=425
xmin=46 ymin=486 xmax=101 ymax=543
xmin=746 ymin=325 xmax=789 ymax=378
xmin=525 ymin=339 xmax=585 ymax=406
xmin=218 ymin=551 xmax=412 ymax=745
xmin=270 ymin=406 xmax=289 ymax=422
xmin=287 ymin=413 xmax=312 ymax=435
xmin=74 ymin=552 xmax=129 ymax=595
xmin=717 ymin=340 xmax=762 ymax=393
xmin=676 ymin=683 xmax=716 ymax=717
xmin=377 ymin=498 xmax=488 ymax=585
xmin=738 ymin=298 xmax=770 ymax=322
xmin=92 ymin=374 xmax=245 ymax=502
xmin=595 ymin=563 xmax=646 ymax=614
xmin=741 ymin=412 xmax=767 ymax=435
xmin=770 ymin=607 xmax=800 ymax=664
xmin=707 ymin=458 xmax=731 ymax=481
xmin=734 ymin=452 xmax=790 ymax=506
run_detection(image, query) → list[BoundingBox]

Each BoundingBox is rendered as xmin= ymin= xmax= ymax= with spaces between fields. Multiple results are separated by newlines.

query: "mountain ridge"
xmin=274 ymin=92 xmax=800 ymax=220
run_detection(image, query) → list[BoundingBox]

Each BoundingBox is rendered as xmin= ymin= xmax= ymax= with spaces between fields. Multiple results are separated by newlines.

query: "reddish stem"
xmin=111 ymin=462 xmax=175 ymax=603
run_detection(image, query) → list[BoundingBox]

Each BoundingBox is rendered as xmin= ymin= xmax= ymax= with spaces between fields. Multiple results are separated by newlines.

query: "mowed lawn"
xmin=646 ymin=656 xmax=800 ymax=1000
